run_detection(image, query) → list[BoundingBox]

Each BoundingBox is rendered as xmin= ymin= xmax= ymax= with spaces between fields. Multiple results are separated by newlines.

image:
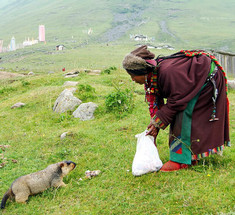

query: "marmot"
xmin=1 ymin=160 xmax=76 ymax=209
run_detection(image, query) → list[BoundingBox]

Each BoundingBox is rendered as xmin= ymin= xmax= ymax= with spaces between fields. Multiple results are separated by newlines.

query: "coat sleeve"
xmin=151 ymin=55 xmax=211 ymax=129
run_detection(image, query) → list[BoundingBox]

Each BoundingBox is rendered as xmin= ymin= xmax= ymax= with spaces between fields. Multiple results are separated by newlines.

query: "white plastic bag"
xmin=132 ymin=130 xmax=163 ymax=176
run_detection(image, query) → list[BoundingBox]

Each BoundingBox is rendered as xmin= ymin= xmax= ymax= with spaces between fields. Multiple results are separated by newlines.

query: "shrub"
xmin=0 ymin=86 xmax=17 ymax=95
xmin=77 ymin=84 xmax=96 ymax=101
xmin=102 ymin=66 xmax=117 ymax=75
xmin=105 ymin=88 xmax=134 ymax=115
xmin=21 ymin=80 xmax=30 ymax=86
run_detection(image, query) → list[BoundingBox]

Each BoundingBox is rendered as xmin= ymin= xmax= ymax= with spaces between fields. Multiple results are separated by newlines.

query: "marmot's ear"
xmin=60 ymin=163 xmax=64 ymax=168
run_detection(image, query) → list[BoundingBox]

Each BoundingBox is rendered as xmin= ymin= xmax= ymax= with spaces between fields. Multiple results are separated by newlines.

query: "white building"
xmin=10 ymin=36 xmax=16 ymax=51
xmin=23 ymin=38 xmax=39 ymax=47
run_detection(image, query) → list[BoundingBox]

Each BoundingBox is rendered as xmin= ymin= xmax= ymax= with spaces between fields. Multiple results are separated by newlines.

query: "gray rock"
xmin=53 ymin=89 xmax=82 ymax=113
xmin=64 ymin=74 xmax=79 ymax=78
xmin=48 ymin=71 xmax=55 ymax=74
xmin=11 ymin=102 xmax=25 ymax=109
xmin=28 ymin=71 xmax=34 ymax=75
xmin=73 ymin=102 xmax=98 ymax=121
xmin=228 ymin=80 xmax=235 ymax=89
xmin=66 ymin=87 xmax=77 ymax=93
xmin=64 ymin=70 xmax=79 ymax=78
xmin=85 ymin=69 xmax=101 ymax=75
xmin=60 ymin=131 xmax=74 ymax=140
xmin=63 ymin=81 xmax=79 ymax=87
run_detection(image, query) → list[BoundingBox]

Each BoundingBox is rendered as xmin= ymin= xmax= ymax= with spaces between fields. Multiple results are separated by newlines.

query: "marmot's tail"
xmin=1 ymin=189 xmax=12 ymax=209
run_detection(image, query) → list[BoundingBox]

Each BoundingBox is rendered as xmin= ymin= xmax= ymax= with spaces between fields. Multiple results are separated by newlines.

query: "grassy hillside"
xmin=0 ymin=45 xmax=234 ymax=214
xmin=138 ymin=0 xmax=235 ymax=50
xmin=0 ymin=0 xmax=112 ymax=46
xmin=0 ymin=0 xmax=235 ymax=51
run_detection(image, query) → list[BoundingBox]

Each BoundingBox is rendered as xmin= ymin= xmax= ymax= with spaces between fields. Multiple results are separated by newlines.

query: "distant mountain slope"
xmin=0 ymin=0 xmax=235 ymax=51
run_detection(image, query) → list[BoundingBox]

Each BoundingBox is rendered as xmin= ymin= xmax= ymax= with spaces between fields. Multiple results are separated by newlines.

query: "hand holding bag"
xmin=132 ymin=130 xmax=163 ymax=176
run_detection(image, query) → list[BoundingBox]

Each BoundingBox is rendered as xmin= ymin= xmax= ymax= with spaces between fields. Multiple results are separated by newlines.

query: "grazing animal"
xmin=1 ymin=160 xmax=76 ymax=209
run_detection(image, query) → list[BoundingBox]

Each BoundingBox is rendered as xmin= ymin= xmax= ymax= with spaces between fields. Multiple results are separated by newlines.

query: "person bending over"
xmin=122 ymin=45 xmax=230 ymax=172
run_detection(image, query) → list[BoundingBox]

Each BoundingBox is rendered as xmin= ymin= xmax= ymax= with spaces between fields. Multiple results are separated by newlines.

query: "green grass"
xmin=0 ymin=44 xmax=234 ymax=214
xmin=0 ymin=43 xmax=174 ymax=73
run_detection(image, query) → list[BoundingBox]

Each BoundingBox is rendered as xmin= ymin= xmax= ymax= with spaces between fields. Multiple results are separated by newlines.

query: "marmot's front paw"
xmin=59 ymin=182 xmax=67 ymax=187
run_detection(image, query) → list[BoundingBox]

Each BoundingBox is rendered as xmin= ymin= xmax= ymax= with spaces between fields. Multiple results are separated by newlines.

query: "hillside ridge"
xmin=0 ymin=0 xmax=235 ymax=51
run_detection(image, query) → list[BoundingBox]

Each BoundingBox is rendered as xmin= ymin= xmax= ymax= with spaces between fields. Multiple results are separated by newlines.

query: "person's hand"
xmin=146 ymin=123 xmax=159 ymax=138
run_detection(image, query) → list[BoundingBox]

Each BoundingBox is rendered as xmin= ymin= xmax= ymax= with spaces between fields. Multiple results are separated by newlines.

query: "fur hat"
xmin=122 ymin=45 xmax=156 ymax=75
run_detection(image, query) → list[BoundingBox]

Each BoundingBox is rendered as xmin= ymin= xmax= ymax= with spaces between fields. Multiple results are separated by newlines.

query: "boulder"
xmin=63 ymin=81 xmax=79 ymax=87
xmin=66 ymin=87 xmax=77 ymax=93
xmin=53 ymin=89 xmax=82 ymax=113
xmin=73 ymin=102 xmax=98 ymax=121
xmin=85 ymin=69 xmax=101 ymax=75
xmin=228 ymin=80 xmax=235 ymax=89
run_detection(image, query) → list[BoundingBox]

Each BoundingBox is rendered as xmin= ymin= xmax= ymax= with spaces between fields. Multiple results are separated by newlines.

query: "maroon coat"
xmin=148 ymin=54 xmax=230 ymax=164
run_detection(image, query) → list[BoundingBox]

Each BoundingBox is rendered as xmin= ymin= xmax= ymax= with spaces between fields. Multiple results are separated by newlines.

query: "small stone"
xmin=28 ymin=71 xmax=34 ymax=75
xmin=64 ymin=70 xmax=79 ymax=78
xmin=228 ymin=80 xmax=235 ymax=89
xmin=60 ymin=132 xmax=68 ymax=140
xmin=11 ymin=102 xmax=25 ymax=109
xmin=83 ymin=69 xmax=101 ymax=75
xmin=60 ymin=131 xmax=74 ymax=140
